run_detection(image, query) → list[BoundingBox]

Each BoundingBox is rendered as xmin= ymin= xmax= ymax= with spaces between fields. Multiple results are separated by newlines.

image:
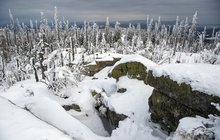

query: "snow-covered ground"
xmin=0 ymin=64 xmax=165 ymax=140
xmin=0 ymin=97 xmax=72 ymax=140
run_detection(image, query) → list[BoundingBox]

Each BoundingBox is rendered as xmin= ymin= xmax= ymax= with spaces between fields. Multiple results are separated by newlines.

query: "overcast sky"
xmin=0 ymin=0 xmax=219 ymax=24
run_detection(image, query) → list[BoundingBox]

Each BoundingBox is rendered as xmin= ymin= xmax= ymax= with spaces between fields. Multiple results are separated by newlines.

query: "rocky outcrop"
xmin=92 ymin=91 xmax=127 ymax=134
xmin=117 ymin=88 xmax=127 ymax=93
xmin=62 ymin=104 xmax=81 ymax=112
xmin=147 ymin=70 xmax=220 ymax=132
xmin=85 ymin=58 xmax=121 ymax=76
xmin=105 ymin=108 xmax=127 ymax=128
xmin=109 ymin=55 xmax=156 ymax=82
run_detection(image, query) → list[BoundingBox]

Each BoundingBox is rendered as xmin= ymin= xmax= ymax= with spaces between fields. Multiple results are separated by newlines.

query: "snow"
xmin=72 ymin=67 xmax=165 ymax=140
xmin=1 ymin=52 xmax=219 ymax=140
xmin=79 ymin=77 xmax=117 ymax=96
xmin=62 ymin=86 xmax=109 ymax=136
xmin=211 ymin=102 xmax=220 ymax=111
xmin=94 ymin=66 xmax=112 ymax=78
xmin=107 ymin=76 xmax=164 ymax=140
xmin=0 ymin=71 xmax=165 ymax=140
xmin=1 ymin=9 xmax=220 ymax=140
xmin=110 ymin=54 xmax=157 ymax=73
xmin=171 ymin=52 xmax=203 ymax=64
xmin=151 ymin=63 xmax=220 ymax=97
xmin=67 ymin=109 xmax=109 ymax=136
xmin=111 ymin=119 xmax=161 ymax=140
xmin=108 ymin=76 xmax=153 ymax=122
xmin=0 ymin=79 xmax=64 ymax=108
xmin=0 ymin=78 xmax=109 ymax=137
xmin=0 ymin=97 xmax=72 ymax=140
xmin=86 ymin=53 xmax=123 ymax=66
xmin=171 ymin=115 xmax=220 ymax=140
xmin=25 ymin=97 xmax=107 ymax=140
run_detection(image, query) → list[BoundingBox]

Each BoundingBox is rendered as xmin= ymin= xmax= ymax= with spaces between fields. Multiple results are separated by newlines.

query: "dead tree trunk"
xmin=39 ymin=52 xmax=46 ymax=79
xmin=32 ymin=59 xmax=39 ymax=82
xmin=71 ymin=37 xmax=75 ymax=61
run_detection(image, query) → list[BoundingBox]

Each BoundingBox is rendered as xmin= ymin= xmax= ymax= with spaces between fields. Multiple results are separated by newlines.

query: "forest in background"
xmin=0 ymin=7 xmax=220 ymax=91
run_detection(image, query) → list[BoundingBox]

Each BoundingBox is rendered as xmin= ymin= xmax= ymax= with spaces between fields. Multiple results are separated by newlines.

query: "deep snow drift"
xmin=0 ymin=97 xmax=72 ymax=140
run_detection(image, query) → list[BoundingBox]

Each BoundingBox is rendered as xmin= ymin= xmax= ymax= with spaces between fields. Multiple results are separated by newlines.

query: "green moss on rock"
xmin=147 ymin=70 xmax=220 ymax=117
xmin=149 ymin=89 xmax=203 ymax=132
xmin=106 ymin=109 xmax=127 ymax=128
xmin=111 ymin=61 xmax=148 ymax=82
xmin=91 ymin=90 xmax=98 ymax=96
xmin=117 ymin=88 xmax=127 ymax=93
xmin=148 ymin=70 xmax=220 ymax=132
xmin=62 ymin=104 xmax=81 ymax=112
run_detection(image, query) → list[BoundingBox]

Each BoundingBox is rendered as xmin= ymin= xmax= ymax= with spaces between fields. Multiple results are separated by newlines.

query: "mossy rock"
xmin=62 ymin=104 xmax=81 ymax=112
xmin=106 ymin=109 xmax=127 ymax=128
xmin=147 ymin=70 xmax=220 ymax=117
xmin=91 ymin=90 xmax=98 ymax=96
xmin=92 ymin=91 xmax=127 ymax=129
xmin=111 ymin=61 xmax=148 ymax=83
xmin=117 ymin=88 xmax=127 ymax=93
xmin=149 ymin=89 xmax=203 ymax=132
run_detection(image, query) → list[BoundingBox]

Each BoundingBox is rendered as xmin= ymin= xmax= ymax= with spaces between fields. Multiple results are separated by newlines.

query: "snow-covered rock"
xmin=150 ymin=63 xmax=220 ymax=97
xmin=110 ymin=54 xmax=156 ymax=81
xmin=111 ymin=54 xmax=157 ymax=73
xmin=148 ymin=63 xmax=220 ymax=132
xmin=171 ymin=116 xmax=220 ymax=140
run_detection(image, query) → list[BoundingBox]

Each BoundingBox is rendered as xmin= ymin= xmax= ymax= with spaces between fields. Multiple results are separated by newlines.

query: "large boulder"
xmin=111 ymin=61 xmax=147 ymax=81
xmin=109 ymin=55 xmax=156 ymax=83
xmin=148 ymin=64 xmax=220 ymax=132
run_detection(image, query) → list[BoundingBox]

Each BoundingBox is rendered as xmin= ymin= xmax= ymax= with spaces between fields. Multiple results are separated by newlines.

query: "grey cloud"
xmin=0 ymin=0 xmax=219 ymax=24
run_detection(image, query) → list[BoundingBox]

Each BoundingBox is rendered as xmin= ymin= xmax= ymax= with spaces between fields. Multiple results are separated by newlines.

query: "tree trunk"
xmin=39 ymin=52 xmax=46 ymax=79
xmin=71 ymin=37 xmax=75 ymax=61
xmin=61 ymin=52 xmax=64 ymax=67
xmin=1 ymin=56 xmax=5 ymax=80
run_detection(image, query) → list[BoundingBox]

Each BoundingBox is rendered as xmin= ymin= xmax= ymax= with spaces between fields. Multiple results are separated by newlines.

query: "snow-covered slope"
xmin=0 ymin=97 xmax=72 ymax=140
xmin=25 ymin=97 xmax=107 ymax=140
xmin=0 ymin=66 xmax=166 ymax=140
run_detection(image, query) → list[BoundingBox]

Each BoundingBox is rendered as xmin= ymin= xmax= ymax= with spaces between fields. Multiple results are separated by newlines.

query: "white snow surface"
xmin=0 ymin=97 xmax=72 ymax=140
xmin=110 ymin=54 xmax=157 ymax=72
xmin=108 ymin=76 xmax=153 ymax=122
xmin=151 ymin=63 xmax=220 ymax=97
xmin=171 ymin=115 xmax=220 ymax=140
xmin=25 ymin=96 xmax=107 ymax=140
xmin=86 ymin=53 xmax=123 ymax=66
xmin=0 ymin=66 xmax=166 ymax=140
xmin=0 ymin=78 xmax=108 ymax=137
xmin=171 ymin=52 xmax=203 ymax=64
